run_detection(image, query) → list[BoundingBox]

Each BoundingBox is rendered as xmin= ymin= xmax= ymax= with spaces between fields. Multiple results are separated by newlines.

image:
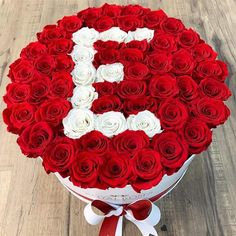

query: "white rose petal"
xmin=131 ymin=28 xmax=154 ymax=42
xmin=99 ymin=27 xmax=128 ymax=42
xmin=63 ymin=109 xmax=95 ymax=139
xmin=71 ymin=45 xmax=96 ymax=63
xmin=127 ymin=110 xmax=161 ymax=138
xmin=124 ymin=31 xmax=134 ymax=43
xmin=96 ymin=63 xmax=124 ymax=83
xmin=72 ymin=27 xmax=99 ymax=47
xmin=71 ymin=85 xmax=98 ymax=109
xmin=72 ymin=62 xmax=96 ymax=86
xmin=95 ymin=111 xmax=127 ymax=137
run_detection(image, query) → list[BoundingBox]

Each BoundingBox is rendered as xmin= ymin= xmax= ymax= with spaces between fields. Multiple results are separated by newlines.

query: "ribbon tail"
xmin=134 ymin=221 xmax=158 ymax=236
xmin=125 ymin=201 xmax=161 ymax=236
xmin=99 ymin=215 xmax=123 ymax=236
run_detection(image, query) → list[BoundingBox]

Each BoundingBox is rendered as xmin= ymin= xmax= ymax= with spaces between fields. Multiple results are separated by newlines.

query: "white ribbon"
xmin=84 ymin=200 xmax=161 ymax=236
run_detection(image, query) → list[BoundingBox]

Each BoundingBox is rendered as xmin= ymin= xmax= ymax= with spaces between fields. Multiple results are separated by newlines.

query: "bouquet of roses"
xmin=3 ymin=4 xmax=231 ymax=236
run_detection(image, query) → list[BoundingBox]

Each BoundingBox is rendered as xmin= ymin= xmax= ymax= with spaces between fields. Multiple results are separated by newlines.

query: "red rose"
xmin=20 ymin=42 xmax=47 ymax=60
xmin=121 ymin=4 xmax=149 ymax=16
xmin=159 ymin=98 xmax=188 ymax=130
xmin=17 ymin=121 xmax=54 ymax=157
xmin=147 ymin=53 xmax=172 ymax=74
xmin=117 ymin=80 xmax=147 ymax=99
xmin=124 ymin=62 xmax=149 ymax=80
xmin=144 ymin=10 xmax=167 ymax=29
xmin=100 ymin=151 xmax=131 ymax=188
xmin=152 ymin=131 xmax=188 ymax=171
xmin=58 ymin=15 xmax=82 ymax=34
xmin=112 ymin=130 xmax=149 ymax=155
xmin=3 ymin=102 xmax=35 ymax=134
xmin=78 ymin=7 xmax=101 ymax=28
xmin=93 ymin=16 xmax=114 ymax=32
xmin=125 ymin=40 xmax=149 ymax=52
xmin=49 ymin=72 xmax=74 ymax=99
xmin=37 ymin=25 xmax=66 ymax=44
xmin=92 ymin=81 xmax=117 ymax=96
xmin=131 ymin=149 xmax=164 ymax=192
xmin=177 ymin=75 xmax=199 ymax=102
xmin=183 ymin=119 xmax=212 ymax=154
xmin=9 ymin=59 xmax=35 ymax=83
xmin=3 ymin=83 xmax=30 ymax=105
xmin=34 ymin=54 xmax=55 ymax=75
xmin=48 ymin=38 xmax=73 ymax=55
xmin=150 ymin=33 xmax=177 ymax=53
xmin=98 ymin=49 xmax=120 ymax=64
xmin=172 ymin=49 xmax=195 ymax=75
xmin=199 ymin=78 xmax=231 ymax=101
xmin=79 ymin=131 xmax=110 ymax=154
xmin=93 ymin=53 xmax=101 ymax=68
xmin=117 ymin=15 xmax=143 ymax=31
xmin=120 ymin=48 xmax=144 ymax=64
xmin=35 ymin=98 xmax=71 ymax=126
xmin=160 ymin=17 xmax=185 ymax=35
xmin=149 ymin=74 xmax=179 ymax=100
xmin=195 ymin=60 xmax=228 ymax=82
xmin=177 ymin=29 xmax=199 ymax=49
xmin=91 ymin=95 xmax=122 ymax=114
xmin=148 ymin=98 xmax=160 ymax=113
xmin=54 ymin=54 xmax=74 ymax=72
xmin=70 ymin=151 xmax=102 ymax=188
xmin=192 ymin=43 xmax=217 ymax=62
xmin=193 ymin=97 xmax=230 ymax=127
xmin=29 ymin=75 xmax=51 ymax=104
xmin=42 ymin=137 xmax=76 ymax=177
xmin=124 ymin=96 xmax=155 ymax=115
xmin=102 ymin=3 xmax=122 ymax=17
xmin=94 ymin=40 xmax=120 ymax=51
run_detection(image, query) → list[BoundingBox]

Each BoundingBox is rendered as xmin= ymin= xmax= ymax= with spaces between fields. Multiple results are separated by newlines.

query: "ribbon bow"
xmin=84 ymin=199 xmax=161 ymax=236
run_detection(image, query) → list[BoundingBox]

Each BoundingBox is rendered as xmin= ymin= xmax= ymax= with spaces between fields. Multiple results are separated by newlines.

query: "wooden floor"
xmin=0 ymin=0 xmax=236 ymax=235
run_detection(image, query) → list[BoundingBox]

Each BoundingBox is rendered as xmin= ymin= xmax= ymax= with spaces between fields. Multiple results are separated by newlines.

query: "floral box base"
xmin=56 ymin=155 xmax=195 ymax=204
xmin=54 ymin=155 xmax=195 ymax=236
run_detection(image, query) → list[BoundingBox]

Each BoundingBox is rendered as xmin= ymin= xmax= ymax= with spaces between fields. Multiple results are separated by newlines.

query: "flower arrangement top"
xmin=3 ymin=4 xmax=231 ymax=192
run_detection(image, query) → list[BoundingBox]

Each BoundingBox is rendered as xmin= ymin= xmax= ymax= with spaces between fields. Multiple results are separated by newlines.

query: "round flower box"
xmin=2 ymin=3 xmax=231 ymax=236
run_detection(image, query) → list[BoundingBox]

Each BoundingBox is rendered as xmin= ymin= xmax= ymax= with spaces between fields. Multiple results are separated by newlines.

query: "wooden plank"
xmin=0 ymin=0 xmax=235 ymax=235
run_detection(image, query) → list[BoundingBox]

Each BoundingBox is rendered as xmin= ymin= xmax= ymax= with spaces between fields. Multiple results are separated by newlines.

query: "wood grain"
xmin=0 ymin=0 xmax=236 ymax=235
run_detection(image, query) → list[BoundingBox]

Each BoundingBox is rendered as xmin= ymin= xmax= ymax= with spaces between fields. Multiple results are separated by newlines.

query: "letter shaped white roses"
xmin=63 ymin=27 xmax=162 ymax=139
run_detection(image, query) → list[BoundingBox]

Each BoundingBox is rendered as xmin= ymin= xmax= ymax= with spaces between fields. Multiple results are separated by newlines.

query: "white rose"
xmin=127 ymin=110 xmax=161 ymax=138
xmin=71 ymin=45 xmax=96 ymax=63
xmin=71 ymin=85 xmax=98 ymax=109
xmin=99 ymin=27 xmax=128 ymax=42
xmin=124 ymin=31 xmax=134 ymax=43
xmin=72 ymin=27 xmax=99 ymax=47
xmin=71 ymin=62 xmax=96 ymax=86
xmin=96 ymin=63 xmax=124 ymax=83
xmin=95 ymin=111 xmax=127 ymax=137
xmin=131 ymin=28 xmax=154 ymax=42
xmin=63 ymin=109 xmax=95 ymax=139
